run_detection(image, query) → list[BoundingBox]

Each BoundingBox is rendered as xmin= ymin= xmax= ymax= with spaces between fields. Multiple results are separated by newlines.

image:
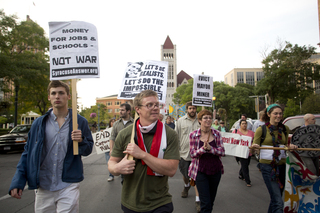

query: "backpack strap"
xmin=260 ymin=125 xmax=266 ymax=145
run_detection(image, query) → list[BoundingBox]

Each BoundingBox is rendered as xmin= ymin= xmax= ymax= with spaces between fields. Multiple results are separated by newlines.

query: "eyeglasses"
xmin=202 ymin=117 xmax=213 ymax=120
xmin=139 ymin=103 xmax=163 ymax=109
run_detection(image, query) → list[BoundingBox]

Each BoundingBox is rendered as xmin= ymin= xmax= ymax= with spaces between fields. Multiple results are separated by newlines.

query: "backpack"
xmin=259 ymin=124 xmax=287 ymax=145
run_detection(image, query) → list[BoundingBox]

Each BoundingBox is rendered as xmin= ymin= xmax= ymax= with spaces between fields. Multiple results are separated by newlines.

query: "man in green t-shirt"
xmin=108 ymin=90 xmax=180 ymax=213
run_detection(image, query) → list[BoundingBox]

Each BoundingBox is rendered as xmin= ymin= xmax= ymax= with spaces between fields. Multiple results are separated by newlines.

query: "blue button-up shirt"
xmin=39 ymin=111 xmax=71 ymax=191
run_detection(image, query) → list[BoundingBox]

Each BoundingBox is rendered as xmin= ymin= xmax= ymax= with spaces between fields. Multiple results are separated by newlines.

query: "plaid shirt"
xmin=188 ymin=128 xmax=225 ymax=181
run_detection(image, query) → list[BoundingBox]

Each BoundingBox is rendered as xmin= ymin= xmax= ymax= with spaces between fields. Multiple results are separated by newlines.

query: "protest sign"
xmin=93 ymin=128 xmax=112 ymax=154
xmin=284 ymin=151 xmax=320 ymax=213
xmin=49 ymin=21 xmax=100 ymax=80
xmin=118 ymin=60 xmax=168 ymax=103
xmin=220 ymin=132 xmax=252 ymax=158
xmin=291 ymin=124 xmax=320 ymax=157
xmin=192 ymin=74 xmax=213 ymax=107
xmin=49 ymin=21 xmax=100 ymax=155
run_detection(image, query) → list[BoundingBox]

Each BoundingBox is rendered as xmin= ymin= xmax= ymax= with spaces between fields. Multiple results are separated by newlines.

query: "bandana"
xmin=135 ymin=119 xmax=167 ymax=176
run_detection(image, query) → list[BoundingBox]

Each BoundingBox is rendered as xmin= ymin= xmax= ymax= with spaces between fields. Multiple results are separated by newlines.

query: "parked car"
xmin=283 ymin=114 xmax=320 ymax=144
xmin=0 ymin=124 xmax=31 ymax=153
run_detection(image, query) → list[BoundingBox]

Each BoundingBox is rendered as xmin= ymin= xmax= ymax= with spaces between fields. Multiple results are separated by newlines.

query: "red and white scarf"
xmin=136 ymin=119 xmax=167 ymax=176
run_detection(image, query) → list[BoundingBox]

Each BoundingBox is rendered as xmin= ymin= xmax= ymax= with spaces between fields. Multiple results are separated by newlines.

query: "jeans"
xmin=196 ymin=171 xmax=221 ymax=213
xmin=105 ymin=152 xmax=114 ymax=178
xmin=239 ymin=157 xmax=251 ymax=184
xmin=260 ymin=163 xmax=285 ymax=213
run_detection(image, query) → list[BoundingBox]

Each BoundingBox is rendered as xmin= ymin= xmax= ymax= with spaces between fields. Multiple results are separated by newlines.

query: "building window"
xmin=115 ymin=109 xmax=120 ymax=113
xmin=245 ymin=72 xmax=255 ymax=86
xmin=237 ymin=72 xmax=244 ymax=84
xmin=106 ymin=101 xmax=112 ymax=106
xmin=256 ymin=72 xmax=264 ymax=82
xmin=231 ymin=73 xmax=234 ymax=87
xmin=108 ymin=109 xmax=112 ymax=113
xmin=115 ymin=101 xmax=121 ymax=106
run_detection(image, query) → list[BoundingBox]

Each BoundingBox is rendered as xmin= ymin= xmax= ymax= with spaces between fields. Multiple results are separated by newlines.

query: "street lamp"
xmin=212 ymin=96 xmax=216 ymax=119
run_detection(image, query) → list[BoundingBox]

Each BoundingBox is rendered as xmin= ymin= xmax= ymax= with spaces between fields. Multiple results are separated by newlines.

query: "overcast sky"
xmin=2 ymin=0 xmax=320 ymax=108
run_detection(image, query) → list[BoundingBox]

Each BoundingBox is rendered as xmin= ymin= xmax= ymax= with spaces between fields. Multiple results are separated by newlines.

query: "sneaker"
xmin=181 ymin=185 xmax=191 ymax=198
xmin=107 ymin=176 xmax=114 ymax=182
xmin=195 ymin=201 xmax=201 ymax=213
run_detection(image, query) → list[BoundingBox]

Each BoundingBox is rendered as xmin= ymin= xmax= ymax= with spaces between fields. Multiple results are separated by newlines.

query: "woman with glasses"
xmin=188 ymin=109 xmax=225 ymax=213
xmin=232 ymin=119 xmax=254 ymax=187
xmin=252 ymin=104 xmax=297 ymax=213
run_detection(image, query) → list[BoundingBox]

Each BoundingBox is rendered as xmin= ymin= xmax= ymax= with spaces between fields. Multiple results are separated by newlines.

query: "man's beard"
xmin=188 ymin=112 xmax=196 ymax=118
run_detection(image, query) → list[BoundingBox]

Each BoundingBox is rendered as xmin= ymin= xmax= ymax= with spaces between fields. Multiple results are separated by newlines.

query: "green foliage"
xmin=301 ymin=93 xmax=320 ymax=114
xmin=284 ymin=99 xmax=300 ymax=118
xmin=0 ymin=116 xmax=7 ymax=124
xmin=173 ymin=80 xmax=257 ymax=124
xmin=256 ymin=41 xmax=319 ymax=104
xmin=80 ymin=104 xmax=111 ymax=124
xmin=0 ymin=9 xmax=50 ymax=116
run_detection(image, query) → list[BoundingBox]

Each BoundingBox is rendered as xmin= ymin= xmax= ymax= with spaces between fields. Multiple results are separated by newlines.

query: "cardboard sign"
xmin=93 ymin=128 xmax=112 ymax=154
xmin=220 ymin=132 xmax=252 ymax=158
xmin=291 ymin=124 xmax=320 ymax=157
xmin=49 ymin=21 xmax=100 ymax=80
xmin=192 ymin=74 xmax=213 ymax=107
xmin=118 ymin=60 xmax=168 ymax=103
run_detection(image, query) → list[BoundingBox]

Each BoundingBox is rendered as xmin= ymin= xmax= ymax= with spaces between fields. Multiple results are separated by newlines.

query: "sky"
xmin=2 ymin=0 xmax=320 ymax=108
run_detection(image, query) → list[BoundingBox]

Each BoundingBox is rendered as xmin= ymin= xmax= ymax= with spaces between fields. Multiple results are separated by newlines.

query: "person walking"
xmin=175 ymin=101 xmax=201 ymax=212
xmin=9 ymin=80 xmax=93 ymax=213
xmin=108 ymin=90 xmax=180 ymax=213
xmin=232 ymin=120 xmax=254 ymax=187
xmin=252 ymin=104 xmax=297 ymax=213
xmin=188 ymin=109 xmax=225 ymax=213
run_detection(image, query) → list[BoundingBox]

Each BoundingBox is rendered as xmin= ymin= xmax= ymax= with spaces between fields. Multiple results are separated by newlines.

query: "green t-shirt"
xmin=111 ymin=123 xmax=180 ymax=212
xmin=253 ymin=125 xmax=289 ymax=165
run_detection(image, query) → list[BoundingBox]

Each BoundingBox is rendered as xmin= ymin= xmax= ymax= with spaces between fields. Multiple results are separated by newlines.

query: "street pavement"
xmin=0 ymin=150 xmax=270 ymax=213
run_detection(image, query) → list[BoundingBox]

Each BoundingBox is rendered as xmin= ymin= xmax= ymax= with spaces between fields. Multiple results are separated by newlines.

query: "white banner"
xmin=220 ymin=132 xmax=252 ymax=158
xmin=192 ymin=74 xmax=213 ymax=107
xmin=118 ymin=60 xmax=168 ymax=102
xmin=93 ymin=128 xmax=112 ymax=154
xmin=49 ymin=21 xmax=100 ymax=80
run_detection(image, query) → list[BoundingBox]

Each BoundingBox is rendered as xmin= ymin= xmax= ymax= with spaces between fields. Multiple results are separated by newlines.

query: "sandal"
xmin=238 ymin=176 xmax=244 ymax=180
xmin=246 ymin=184 xmax=252 ymax=187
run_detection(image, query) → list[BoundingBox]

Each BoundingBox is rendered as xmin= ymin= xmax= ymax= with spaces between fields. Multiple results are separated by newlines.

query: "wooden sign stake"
xmin=127 ymin=112 xmax=139 ymax=160
xmin=72 ymin=79 xmax=79 ymax=155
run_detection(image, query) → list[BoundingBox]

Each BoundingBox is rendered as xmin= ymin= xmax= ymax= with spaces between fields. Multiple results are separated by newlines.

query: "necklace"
xmin=201 ymin=129 xmax=210 ymax=133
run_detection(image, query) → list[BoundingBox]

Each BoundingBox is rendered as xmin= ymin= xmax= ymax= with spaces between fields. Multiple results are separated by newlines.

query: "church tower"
xmin=161 ymin=35 xmax=177 ymax=108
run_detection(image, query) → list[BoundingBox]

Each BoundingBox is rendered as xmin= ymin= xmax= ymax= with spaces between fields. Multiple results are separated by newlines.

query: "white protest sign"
xmin=220 ymin=132 xmax=252 ymax=158
xmin=192 ymin=74 xmax=213 ymax=107
xmin=118 ymin=60 xmax=168 ymax=103
xmin=92 ymin=128 xmax=112 ymax=154
xmin=49 ymin=21 xmax=100 ymax=80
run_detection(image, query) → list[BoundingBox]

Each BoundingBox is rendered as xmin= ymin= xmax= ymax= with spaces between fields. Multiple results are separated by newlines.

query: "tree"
xmin=256 ymin=41 xmax=320 ymax=105
xmin=173 ymin=80 xmax=256 ymax=126
xmin=80 ymin=104 xmax=111 ymax=125
xmin=283 ymin=99 xmax=300 ymax=118
xmin=0 ymin=10 xmax=50 ymax=121
xmin=301 ymin=93 xmax=320 ymax=114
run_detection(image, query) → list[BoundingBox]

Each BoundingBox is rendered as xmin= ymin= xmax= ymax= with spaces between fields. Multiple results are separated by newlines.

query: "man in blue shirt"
xmin=9 ymin=80 xmax=93 ymax=213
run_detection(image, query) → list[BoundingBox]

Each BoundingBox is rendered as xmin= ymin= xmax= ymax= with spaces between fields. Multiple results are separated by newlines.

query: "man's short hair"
xmin=120 ymin=103 xmax=131 ymax=111
xmin=167 ymin=115 xmax=172 ymax=119
xmin=185 ymin=101 xmax=195 ymax=110
xmin=133 ymin=90 xmax=158 ymax=108
xmin=47 ymin=80 xmax=70 ymax=95
xmin=241 ymin=114 xmax=247 ymax=119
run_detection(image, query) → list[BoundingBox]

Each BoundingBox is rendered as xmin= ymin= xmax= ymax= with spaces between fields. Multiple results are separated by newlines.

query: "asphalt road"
xmin=0 ymin=150 xmax=270 ymax=213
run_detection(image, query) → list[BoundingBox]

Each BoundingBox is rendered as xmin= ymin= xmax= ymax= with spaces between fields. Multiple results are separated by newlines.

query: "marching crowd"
xmin=7 ymin=81 xmax=318 ymax=213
